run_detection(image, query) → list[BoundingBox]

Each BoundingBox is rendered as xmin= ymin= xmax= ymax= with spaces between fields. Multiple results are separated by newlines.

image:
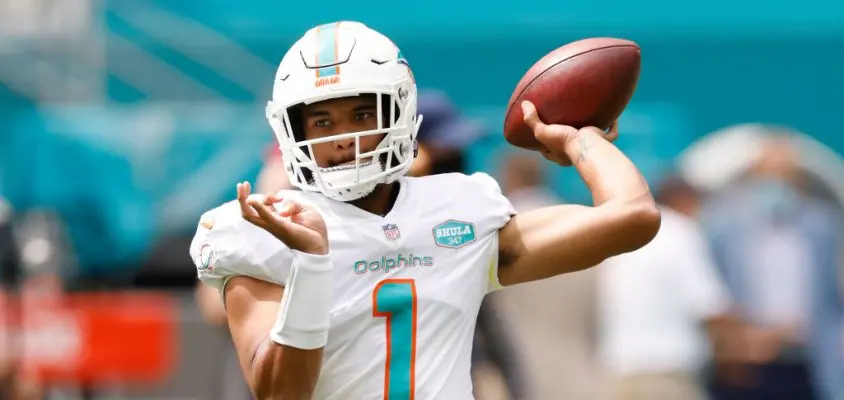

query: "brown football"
xmin=503 ymin=38 xmax=641 ymax=150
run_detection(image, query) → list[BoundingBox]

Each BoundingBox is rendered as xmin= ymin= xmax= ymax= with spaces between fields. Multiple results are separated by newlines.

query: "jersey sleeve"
xmin=189 ymin=200 xmax=294 ymax=307
xmin=465 ymin=172 xmax=518 ymax=292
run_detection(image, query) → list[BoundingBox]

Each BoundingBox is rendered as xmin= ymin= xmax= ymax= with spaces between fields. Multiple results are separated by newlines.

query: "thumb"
xmin=522 ymin=101 xmax=569 ymax=146
xmin=521 ymin=101 xmax=544 ymax=132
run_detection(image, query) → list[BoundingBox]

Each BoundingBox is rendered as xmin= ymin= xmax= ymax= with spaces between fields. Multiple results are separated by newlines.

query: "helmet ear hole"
xmin=282 ymin=103 xmax=315 ymax=184
xmin=288 ymin=103 xmax=306 ymax=143
xmin=378 ymin=94 xmax=400 ymax=125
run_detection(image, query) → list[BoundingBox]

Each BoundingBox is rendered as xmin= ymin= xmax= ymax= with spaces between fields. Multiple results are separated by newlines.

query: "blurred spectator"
xmin=0 ymin=195 xmax=20 ymax=397
xmin=0 ymin=205 xmax=55 ymax=400
xmin=596 ymin=175 xmax=736 ymax=400
xmin=0 ymin=198 xmax=18 ymax=287
xmin=413 ymin=90 xmax=526 ymax=400
xmin=654 ymin=175 xmax=704 ymax=218
xmin=703 ymin=133 xmax=844 ymax=400
xmin=408 ymin=90 xmax=487 ymax=177
xmin=501 ymin=152 xmax=561 ymax=213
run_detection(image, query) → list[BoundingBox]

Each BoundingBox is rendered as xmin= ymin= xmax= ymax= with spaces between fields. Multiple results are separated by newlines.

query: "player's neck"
xmin=347 ymin=182 xmax=400 ymax=217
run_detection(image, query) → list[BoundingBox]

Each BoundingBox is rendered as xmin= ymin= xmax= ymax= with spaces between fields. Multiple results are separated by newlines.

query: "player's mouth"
xmin=322 ymin=159 xmax=374 ymax=172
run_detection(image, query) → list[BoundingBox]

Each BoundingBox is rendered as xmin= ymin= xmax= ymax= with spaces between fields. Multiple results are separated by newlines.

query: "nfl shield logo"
xmin=382 ymin=224 xmax=401 ymax=241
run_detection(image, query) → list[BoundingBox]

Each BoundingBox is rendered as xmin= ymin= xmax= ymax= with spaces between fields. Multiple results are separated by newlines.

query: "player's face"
xmin=302 ymin=95 xmax=385 ymax=169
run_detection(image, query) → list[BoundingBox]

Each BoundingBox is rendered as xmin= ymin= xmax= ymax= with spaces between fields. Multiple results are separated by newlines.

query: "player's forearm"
xmin=251 ymin=339 xmax=323 ymax=400
xmin=564 ymin=128 xmax=653 ymax=207
xmin=251 ymin=250 xmax=333 ymax=399
xmin=567 ymin=128 xmax=660 ymax=246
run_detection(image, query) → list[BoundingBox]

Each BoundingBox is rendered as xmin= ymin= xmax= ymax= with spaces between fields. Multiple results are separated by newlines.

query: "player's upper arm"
xmin=497 ymin=197 xmax=659 ymax=287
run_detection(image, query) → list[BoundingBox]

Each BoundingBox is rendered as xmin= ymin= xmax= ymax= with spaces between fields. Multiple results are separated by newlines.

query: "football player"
xmin=190 ymin=21 xmax=660 ymax=400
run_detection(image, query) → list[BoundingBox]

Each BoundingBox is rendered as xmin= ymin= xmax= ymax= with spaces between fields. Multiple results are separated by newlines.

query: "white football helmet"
xmin=266 ymin=21 xmax=421 ymax=202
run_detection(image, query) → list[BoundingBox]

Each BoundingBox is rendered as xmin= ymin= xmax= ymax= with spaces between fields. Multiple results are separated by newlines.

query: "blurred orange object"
xmin=11 ymin=291 xmax=178 ymax=386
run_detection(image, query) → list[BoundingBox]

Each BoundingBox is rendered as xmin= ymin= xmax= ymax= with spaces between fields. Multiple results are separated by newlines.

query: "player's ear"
xmin=408 ymin=144 xmax=431 ymax=177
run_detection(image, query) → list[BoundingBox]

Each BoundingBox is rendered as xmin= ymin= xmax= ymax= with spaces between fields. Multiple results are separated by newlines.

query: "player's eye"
xmin=313 ymin=119 xmax=331 ymax=128
xmin=355 ymin=112 xmax=374 ymax=121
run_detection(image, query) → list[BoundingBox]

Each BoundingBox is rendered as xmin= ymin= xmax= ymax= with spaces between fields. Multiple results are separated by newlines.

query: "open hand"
xmin=237 ymin=182 xmax=328 ymax=255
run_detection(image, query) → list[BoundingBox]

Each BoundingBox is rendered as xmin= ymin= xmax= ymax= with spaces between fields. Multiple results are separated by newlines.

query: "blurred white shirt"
xmin=597 ymin=207 xmax=731 ymax=376
xmin=506 ymin=187 xmax=560 ymax=213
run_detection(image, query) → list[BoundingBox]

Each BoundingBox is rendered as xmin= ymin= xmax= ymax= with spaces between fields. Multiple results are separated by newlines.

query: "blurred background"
xmin=1 ymin=0 xmax=843 ymax=399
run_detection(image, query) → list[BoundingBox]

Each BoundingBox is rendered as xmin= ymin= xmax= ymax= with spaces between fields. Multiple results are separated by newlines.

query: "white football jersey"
xmin=190 ymin=172 xmax=516 ymax=400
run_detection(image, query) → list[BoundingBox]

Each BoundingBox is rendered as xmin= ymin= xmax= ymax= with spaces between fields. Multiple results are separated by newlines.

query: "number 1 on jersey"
xmin=373 ymin=279 xmax=417 ymax=400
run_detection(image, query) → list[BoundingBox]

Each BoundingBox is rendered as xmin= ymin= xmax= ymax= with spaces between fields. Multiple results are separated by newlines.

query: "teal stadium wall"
xmin=1 ymin=0 xmax=842 ymax=273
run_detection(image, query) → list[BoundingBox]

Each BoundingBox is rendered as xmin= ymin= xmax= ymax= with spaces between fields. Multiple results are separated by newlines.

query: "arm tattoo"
xmin=575 ymin=132 xmax=596 ymax=163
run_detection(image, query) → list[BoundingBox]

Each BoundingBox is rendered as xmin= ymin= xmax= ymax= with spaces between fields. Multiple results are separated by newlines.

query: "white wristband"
xmin=270 ymin=250 xmax=334 ymax=350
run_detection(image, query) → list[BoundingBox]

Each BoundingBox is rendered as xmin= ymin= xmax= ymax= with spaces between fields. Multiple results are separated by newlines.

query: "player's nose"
xmin=331 ymin=135 xmax=356 ymax=150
